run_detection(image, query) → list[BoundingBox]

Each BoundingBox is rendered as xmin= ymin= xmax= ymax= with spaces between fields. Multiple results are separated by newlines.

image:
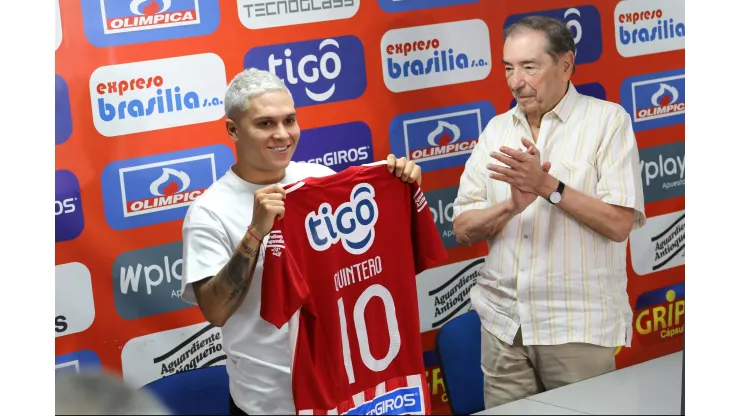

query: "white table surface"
xmin=476 ymin=351 xmax=683 ymax=415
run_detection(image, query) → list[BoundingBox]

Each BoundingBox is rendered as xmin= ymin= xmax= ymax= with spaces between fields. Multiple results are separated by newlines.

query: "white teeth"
xmin=270 ymin=146 xmax=288 ymax=151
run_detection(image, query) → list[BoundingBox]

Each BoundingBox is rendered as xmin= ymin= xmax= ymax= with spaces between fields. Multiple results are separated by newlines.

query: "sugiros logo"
xmin=634 ymin=282 xmax=684 ymax=346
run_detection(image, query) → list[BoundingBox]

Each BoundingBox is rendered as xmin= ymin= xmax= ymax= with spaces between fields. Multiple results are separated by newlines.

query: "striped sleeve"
xmin=452 ymin=122 xmax=493 ymax=218
xmin=595 ymin=109 xmax=647 ymax=229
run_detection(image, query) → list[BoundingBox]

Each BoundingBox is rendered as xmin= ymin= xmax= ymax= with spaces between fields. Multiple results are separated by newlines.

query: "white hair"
xmin=224 ymin=68 xmax=292 ymax=121
xmin=56 ymin=371 xmax=172 ymax=415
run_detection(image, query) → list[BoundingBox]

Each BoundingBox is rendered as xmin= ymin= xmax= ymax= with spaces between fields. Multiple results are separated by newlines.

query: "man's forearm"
xmin=194 ymin=234 xmax=261 ymax=326
xmin=536 ymin=175 xmax=634 ymax=242
xmin=453 ymin=200 xmax=517 ymax=246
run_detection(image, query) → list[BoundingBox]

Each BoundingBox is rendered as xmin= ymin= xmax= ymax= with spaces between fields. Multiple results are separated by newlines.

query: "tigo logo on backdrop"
xmin=90 ymin=53 xmax=227 ymax=137
xmin=56 ymin=170 xmax=84 ymax=243
xmin=511 ymin=82 xmax=605 ymax=109
xmin=56 ymin=75 xmax=73 ymax=145
xmin=121 ymin=322 xmax=225 ymax=388
xmin=416 ymin=257 xmax=483 ymax=332
xmin=614 ymin=0 xmax=685 ymax=57
xmin=425 ymin=186 xmax=459 ymax=249
xmin=81 ymin=0 xmax=220 ymax=47
xmin=56 ymin=263 xmax=95 ymax=338
xmin=56 ymin=350 xmax=102 ymax=375
xmin=381 ymin=19 xmax=491 ymax=93
xmin=389 ymin=101 xmax=495 ymax=173
xmin=634 ymin=282 xmax=684 ymax=346
xmin=629 ymin=210 xmax=685 ymax=276
xmin=639 ymin=141 xmax=684 ymax=204
xmin=113 ymin=241 xmax=192 ymax=320
xmin=294 ymin=121 xmax=373 ymax=172
xmin=504 ymin=6 xmax=602 ymax=65
xmin=56 ymin=0 xmax=63 ymax=49
xmin=237 ymin=0 xmax=359 ymax=29
xmin=101 ymin=145 xmax=234 ymax=231
xmin=378 ymin=0 xmax=478 ymax=13
xmin=621 ymin=68 xmax=684 ymax=132
xmin=244 ymin=36 xmax=367 ymax=108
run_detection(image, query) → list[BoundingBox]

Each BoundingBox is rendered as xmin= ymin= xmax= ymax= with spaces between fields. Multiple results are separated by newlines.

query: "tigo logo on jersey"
xmin=56 ymin=350 xmax=102 ymax=375
xmin=345 ymin=386 xmax=423 ymax=414
xmin=81 ymin=0 xmax=220 ymax=47
xmin=306 ymin=183 xmax=378 ymax=255
xmin=113 ymin=241 xmax=192 ymax=320
xmin=634 ymin=282 xmax=684 ymax=346
xmin=101 ymin=145 xmax=234 ymax=231
xmin=381 ymin=19 xmax=492 ymax=93
xmin=237 ymin=0 xmax=359 ymax=29
xmin=389 ymin=101 xmax=495 ymax=173
xmin=244 ymin=36 xmax=366 ymax=108
xmin=639 ymin=141 xmax=684 ymax=204
xmin=56 ymin=170 xmax=84 ymax=243
xmin=56 ymin=75 xmax=73 ymax=146
xmin=505 ymin=6 xmax=602 ymax=65
xmin=56 ymin=262 xmax=96 ymax=338
xmin=621 ymin=68 xmax=684 ymax=132
xmin=378 ymin=0 xmax=478 ymax=13
xmin=89 ymin=53 xmax=227 ymax=137
xmin=629 ymin=210 xmax=685 ymax=276
xmin=511 ymin=82 xmax=605 ymax=109
xmin=426 ymin=186 xmax=459 ymax=249
xmin=614 ymin=0 xmax=685 ymax=57
xmin=294 ymin=121 xmax=373 ymax=172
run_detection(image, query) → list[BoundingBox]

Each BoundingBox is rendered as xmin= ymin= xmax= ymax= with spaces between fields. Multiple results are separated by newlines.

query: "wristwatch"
xmin=548 ymin=180 xmax=566 ymax=204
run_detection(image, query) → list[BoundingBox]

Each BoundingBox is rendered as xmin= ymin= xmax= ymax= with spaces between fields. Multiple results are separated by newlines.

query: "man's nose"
xmin=273 ymin=123 xmax=290 ymax=140
xmin=509 ymin=72 xmax=526 ymax=91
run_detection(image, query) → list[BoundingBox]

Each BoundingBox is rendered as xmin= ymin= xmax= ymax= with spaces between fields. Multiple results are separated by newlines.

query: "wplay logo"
xmin=389 ymin=101 xmax=495 ymax=173
xmin=425 ymin=185 xmax=459 ymax=249
xmin=237 ymin=0 xmax=359 ymax=29
xmin=55 ymin=75 xmax=73 ymax=145
xmin=620 ymin=68 xmax=684 ymax=132
xmin=306 ymin=183 xmax=378 ymax=255
xmin=504 ymin=6 xmax=602 ymax=66
xmin=56 ymin=170 xmax=84 ymax=243
xmin=614 ymin=0 xmax=685 ymax=58
xmin=510 ymin=83 xmax=606 ymax=109
xmin=381 ymin=19 xmax=491 ymax=93
xmin=89 ymin=53 xmax=227 ymax=137
xmin=101 ymin=145 xmax=234 ymax=231
xmin=639 ymin=141 xmax=685 ymax=204
xmin=378 ymin=0 xmax=478 ymax=13
xmin=293 ymin=121 xmax=373 ymax=172
xmin=81 ymin=0 xmax=221 ymax=47
xmin=244 ymin=36 xmax=367 ymax=108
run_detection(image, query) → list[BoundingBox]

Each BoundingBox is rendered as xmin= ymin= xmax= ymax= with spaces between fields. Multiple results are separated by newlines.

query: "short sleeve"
xmin=595 ymin=110 xmax=647 ymax=229
xmin=181 ymin=223 xmax=231 ymax=305
xmin=260 ymin=223 xmax=310 ymax=329
xmin=410 ymin=181 xmax=448 ymax=274
xmin=452 ymin=122 xmax=492 ymax=218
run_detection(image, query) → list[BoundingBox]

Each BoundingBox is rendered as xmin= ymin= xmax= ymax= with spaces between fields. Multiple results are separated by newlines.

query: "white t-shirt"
xmin=180 ymin=161 xmax=336 ymax=415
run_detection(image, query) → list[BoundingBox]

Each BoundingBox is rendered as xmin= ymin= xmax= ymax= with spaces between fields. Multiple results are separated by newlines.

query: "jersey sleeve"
xmin=260 ymin=221 xmax=310 ymax=329
xmin=409 ymin=181 xmax=448 ymax=274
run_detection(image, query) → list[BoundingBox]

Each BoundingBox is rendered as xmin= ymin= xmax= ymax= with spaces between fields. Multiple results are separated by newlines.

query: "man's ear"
xmin=226 ymin=119 xmax=239 ymax=142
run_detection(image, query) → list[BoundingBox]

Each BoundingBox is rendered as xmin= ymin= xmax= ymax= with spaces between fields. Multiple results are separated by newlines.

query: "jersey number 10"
xmin=337 ymin=284 xmax=401 ymax=384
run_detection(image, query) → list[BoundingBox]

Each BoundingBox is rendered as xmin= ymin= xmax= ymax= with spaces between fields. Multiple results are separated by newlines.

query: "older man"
xmin=452 ymin=16 xmax=646 ymax=407
xmin=180 ymin=68 xmax=422 ymax=415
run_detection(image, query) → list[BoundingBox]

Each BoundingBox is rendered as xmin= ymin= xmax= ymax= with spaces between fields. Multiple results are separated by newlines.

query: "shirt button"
xmin=524 ymin=234 xmax=529 ymax=239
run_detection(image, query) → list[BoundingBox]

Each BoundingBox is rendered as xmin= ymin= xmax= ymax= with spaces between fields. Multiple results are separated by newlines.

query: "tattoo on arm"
xmin=219 ymin=238 xmax=260 ymax=302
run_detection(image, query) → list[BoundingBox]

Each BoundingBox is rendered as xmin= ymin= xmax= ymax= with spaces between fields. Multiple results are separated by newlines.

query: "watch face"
xmin=550 ymin=192 xmax=562 ymax=204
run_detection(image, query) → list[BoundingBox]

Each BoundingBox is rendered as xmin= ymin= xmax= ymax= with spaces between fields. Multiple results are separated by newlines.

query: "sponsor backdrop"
xmin=55 ymin=0 xmax=685 ymax=413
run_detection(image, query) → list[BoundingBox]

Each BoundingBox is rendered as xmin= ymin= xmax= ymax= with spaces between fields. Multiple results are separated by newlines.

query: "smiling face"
xmin=226 ymin=90 xmax=299 ymax=182
xmin=503 ymin=28 xmax=573 ymax=119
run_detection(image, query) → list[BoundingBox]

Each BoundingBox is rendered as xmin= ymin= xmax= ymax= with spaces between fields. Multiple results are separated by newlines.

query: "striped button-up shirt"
xmin=452 ymin=82 xmax=646 ymax=347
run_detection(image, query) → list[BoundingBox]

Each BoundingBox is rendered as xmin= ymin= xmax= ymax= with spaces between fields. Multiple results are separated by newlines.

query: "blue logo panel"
xmin=504 ymin=6 xmax=602 ymax=65
xmin=55 ymin=350 xmax=102 ymax=375
xmin=294 ymin=121 xmax=374 ymax=173
xmin=510 ymin=82 xmax=606 ymax=109
xmin=101 ymin=145 xmax=234 ymax=231
xmin=378 ymin=0 xmax=479 ymax=13
xmin=389 ymin=101 xmax=495 ymax=173
xmin=620 ymin=68 xmax=685 ymax=132
xmin=346 ymin=386 xmax=424 ymax=414
xmin=81 ymin=0 xmax=220 ymax=47
xmin=55 ymin=75 xmax=72 ymax=145
xmin=56 ymin=170 xmax=85 ymax=242
xmin=244 ymin=35 xmax=367 ymax=108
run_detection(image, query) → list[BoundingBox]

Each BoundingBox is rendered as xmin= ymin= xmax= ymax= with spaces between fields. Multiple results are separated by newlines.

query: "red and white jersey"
xmin=260 ymin=161 xmax=447 ymax=415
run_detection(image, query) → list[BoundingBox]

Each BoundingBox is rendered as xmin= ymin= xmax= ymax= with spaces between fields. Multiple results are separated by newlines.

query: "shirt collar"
xmin=512 ymin=81 xmax=579 ymax=124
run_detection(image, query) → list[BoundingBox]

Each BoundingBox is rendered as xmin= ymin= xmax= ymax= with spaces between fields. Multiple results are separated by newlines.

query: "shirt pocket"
xmin=549 ymin=161 xmax=599 ymax=198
